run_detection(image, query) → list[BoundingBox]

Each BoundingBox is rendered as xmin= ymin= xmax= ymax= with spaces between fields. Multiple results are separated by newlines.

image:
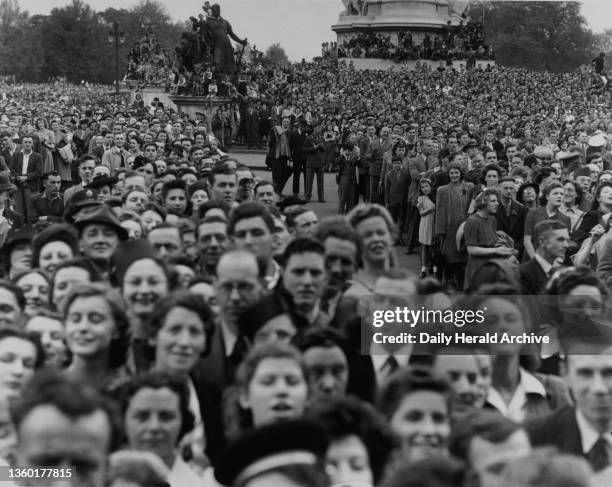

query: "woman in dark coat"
xmin=434 ymin=162 xmax=474 ymax=289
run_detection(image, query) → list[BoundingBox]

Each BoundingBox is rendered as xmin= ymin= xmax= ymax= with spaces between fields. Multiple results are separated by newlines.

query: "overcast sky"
xmin=16 ymin=0 xmax=612 ymax=61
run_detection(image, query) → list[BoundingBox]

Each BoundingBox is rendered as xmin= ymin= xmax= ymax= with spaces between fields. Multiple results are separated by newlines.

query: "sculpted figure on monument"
xmin=202 ymin=3 xmax=247 ymax=78
xmin=342 ymin=0 xmax=364 ymax=16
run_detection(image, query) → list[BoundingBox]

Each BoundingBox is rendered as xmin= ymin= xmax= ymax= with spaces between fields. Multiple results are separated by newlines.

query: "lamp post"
xmin=108 ymin=22 xmax=125 ymax=95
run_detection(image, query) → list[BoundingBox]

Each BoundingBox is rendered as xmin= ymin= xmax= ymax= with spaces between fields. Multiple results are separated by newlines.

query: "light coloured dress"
xmin=417 ymin=195 xmax=435 ymax=245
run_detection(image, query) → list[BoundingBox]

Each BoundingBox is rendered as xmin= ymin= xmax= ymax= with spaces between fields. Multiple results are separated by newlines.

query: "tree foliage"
xmin=263 ymin=43 xmax=289 ymax=66
xmin=468 ymin=1 xmax=599 ymax=72
xmin=0 ymin=0 xmax=183 ymax=83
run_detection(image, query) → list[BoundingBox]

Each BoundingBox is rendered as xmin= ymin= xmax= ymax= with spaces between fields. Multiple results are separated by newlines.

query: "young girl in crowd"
xmin=417 ymin=178 xmax=435 ymax=278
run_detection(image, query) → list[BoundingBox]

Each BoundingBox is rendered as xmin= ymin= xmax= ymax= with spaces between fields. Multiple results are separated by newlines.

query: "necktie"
xmin=384 ymin=355 xmax=400 ymax=378
xmin=586 ymin=437 xmax=610 ymax=472
xmin=229 ymin=335 xmax=248 ymax=368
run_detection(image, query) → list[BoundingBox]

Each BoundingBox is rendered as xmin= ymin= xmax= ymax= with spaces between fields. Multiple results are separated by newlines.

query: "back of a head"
xmin=11 ymin=369 xmax=122 ymax=450
xmin=381 ymin=456 xmax=466 ymax=487
xmin=499 ymin=449 xmax=592 ymax=487
xmin=448 ymin=410 xmax=523 ymax=462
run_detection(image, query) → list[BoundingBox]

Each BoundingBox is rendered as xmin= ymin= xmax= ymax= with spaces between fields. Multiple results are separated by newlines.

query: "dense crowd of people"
xmin=0 ymin=46 xmax=611 ymax=487
xmin=338 ymin=20 xmax=494 ymax=62
xmin=125 ymin=33 xmax=174 ymax=86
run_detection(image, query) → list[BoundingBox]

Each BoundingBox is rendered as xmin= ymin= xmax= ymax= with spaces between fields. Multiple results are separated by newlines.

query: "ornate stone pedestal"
xmin=332 ymin=0 xmax=492 ymax=71
xmin=169 ymin=95 xmax=233 ymax=134
xmin=127 ymin=83 xmax=177 ymax=111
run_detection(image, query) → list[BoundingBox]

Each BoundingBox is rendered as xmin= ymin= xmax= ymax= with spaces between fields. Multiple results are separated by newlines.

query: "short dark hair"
xmin=228 ymin=202 xmax=275 ymax=235
xmin=161 ymin=179 xmax=187 ymax=202
xmin=313 ymin=216 xmax=361 ymax=260
xmin=284 ymin=206 xmax=312 ymax=229
xmin=254 ymin=180 xmax=277 ymax=194
xmin=282 ymin=237 xmax=325 ymax=264
xmin=0 ymin=280 xmax=26 ymax=310
xmin=0 ymin=327 xmax=45 ymax=369
xmin=198 ymin=200 xmax=230 ymax=220
xmin=448 ymin=410 xmax=523 ymax=461
xmin=307 ymin=396 xmax=395 ymax=484
xmin=378 ymin=366 xmax=449 ymax=420
xmin=145 ymin=291 xmax=214 ymax=356
xmin=207 ymin=164 xmax=236 ymax=186
xmin=292 ymin=326 xmax=349 ymax=356
xmin=534 ymin=219 xmax=568 ymax=244
xmin=195 ymin=216 xmax=228 ymax=240
xmin=119 ymin=372 xmax=195 ymax=446
xmin=78 ymin=154 xmax=97 ymax=166
xmin=11 ymin=369 xmax=123 ymax=451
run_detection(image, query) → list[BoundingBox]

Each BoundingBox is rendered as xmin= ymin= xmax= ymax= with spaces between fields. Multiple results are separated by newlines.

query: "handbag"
xmin=57 ymin=144 xmax=74 ymax=163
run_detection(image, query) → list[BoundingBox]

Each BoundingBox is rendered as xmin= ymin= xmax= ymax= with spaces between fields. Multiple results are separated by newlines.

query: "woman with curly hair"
xmin=345 ymin=203 xmax=398 ymax=295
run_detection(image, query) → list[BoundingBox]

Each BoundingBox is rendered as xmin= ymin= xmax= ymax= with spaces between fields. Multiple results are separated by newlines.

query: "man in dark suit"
xmin=199 ymin=249 xmax=265 ymax=392
xmin=244 ymin=104 xmax=260 ymax=149
xmin=289 ymin=120 xmax=308 ymax=196
xmin=9 ymin=135 xmax=43 ymax=222
xmin=27 ymin=171 xmax=64 ymax=224
xmin=527 ymin=353 xmax=612 ymax=473
xmin=518 ymin=219 xmax=570 ymax=295
xmin=496 ymin=177 xmax=528 ymax=259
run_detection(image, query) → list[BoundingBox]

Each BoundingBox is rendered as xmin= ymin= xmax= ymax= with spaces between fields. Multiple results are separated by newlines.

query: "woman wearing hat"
xmin=516 ymin=182 xmax=539 ymax=211
xmin=31 ymin=223 xmax=79 ymax=276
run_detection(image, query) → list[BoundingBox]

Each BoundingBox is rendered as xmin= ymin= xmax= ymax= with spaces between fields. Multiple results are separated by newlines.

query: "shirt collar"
xmin=370 ymin=342 xmax=413 ymax=363
xmin=534 ymin=253 xmax=553 ymax=274
xmin=264 ymin=260 xmax=281 ymax=290
xmin=576 ymin=408 xmax=612 ymax=454
xmin=519 ymin=368 xmax=547 ymax=396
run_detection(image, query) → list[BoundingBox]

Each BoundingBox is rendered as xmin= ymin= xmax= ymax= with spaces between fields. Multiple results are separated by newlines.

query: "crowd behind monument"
xmin=0 ymin=35 xmax=611 ymax=487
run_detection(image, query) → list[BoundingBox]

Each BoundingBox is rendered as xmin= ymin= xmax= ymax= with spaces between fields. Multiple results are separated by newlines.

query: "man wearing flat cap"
xmin=74 ymin=204 xmax=128 ymax=276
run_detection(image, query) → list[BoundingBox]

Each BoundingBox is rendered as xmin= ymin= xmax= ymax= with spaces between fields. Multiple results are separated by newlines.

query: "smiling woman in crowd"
xmin=25 ymin=310 xmax=68 ymax=369
xmin=144 ymin=290 xmax=224 ymax=461
xmin=12 ymin=269 xmax=51 ymax=319
xmin=31 ymin=224 xmax=80 ymax=276
xmin=378 ymin=367 xmax=451 ymax=464
xmin=62 ymin=283 xmax=131 ymax=394
xmin=345 ymin=203 xmax=397 ymax=295
xmin=0 ymin=327 xmax=44 ymax=402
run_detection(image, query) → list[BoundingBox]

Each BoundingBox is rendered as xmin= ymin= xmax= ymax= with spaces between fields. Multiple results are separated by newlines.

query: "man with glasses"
xmin=204 ymin=249 xmax=266 ymax=390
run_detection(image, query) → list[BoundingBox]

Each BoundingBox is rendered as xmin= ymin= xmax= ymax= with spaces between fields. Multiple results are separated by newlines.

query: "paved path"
xmin=228 ymin=151 xmax=421 ymax=273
